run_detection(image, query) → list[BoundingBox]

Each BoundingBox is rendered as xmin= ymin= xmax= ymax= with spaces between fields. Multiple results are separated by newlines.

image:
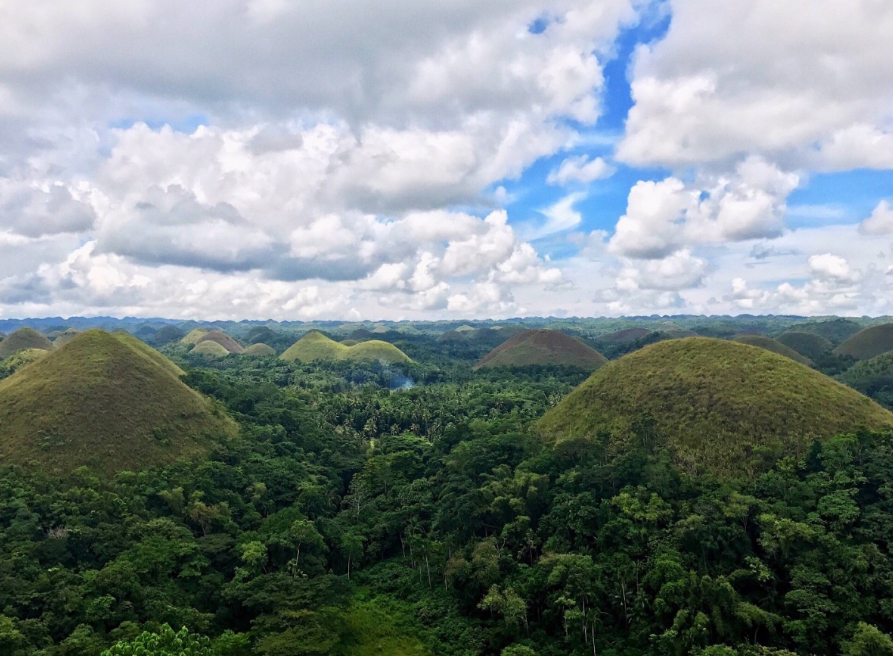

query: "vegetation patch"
xmin=732 ymin=334 xmax=812 ymax=365
xmin=0 ymin=329 xmax=236 ymax=475
xmin=797 ymin=317 xmax=864 ymax=345
xmin=180 ymin=328 xmax=211 ymax=345
xmin=0 ymin=327 xmax=54 ymax=358
xmin=474 ymin=329 xmax=607 ymax=371
xmin=834 ymin=323 xmax=893 ymax=360
xmin=191 ymin=340 xmax=231 ymax=359
xmin=243 ymin=343 xmax=276 ymax=357
xmin=281 ymin=332 xmax=411 ymax=364
xmin=600 ymin=327 xmax=652 ymax=342
xmin=776 ymin=330 xmax=834 ymax=361
xmin=112 ymin=331 xmax=186 ymax=377
xmin=52 ymin=328 xmax=80 ymax=348
xmin=536 ymin=337 xmax=893 ymax=478
xmin=196 ymin=330 xmax=245 ymax=354
xmin=151 ymin=324 xmax=185 ymax=345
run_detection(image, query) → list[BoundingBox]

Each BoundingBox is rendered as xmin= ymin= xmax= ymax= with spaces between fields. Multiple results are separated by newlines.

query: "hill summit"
xmin=537 ymin=337 xmax=893 ymax=479
xmin=0 ymin=328 xmax=54 ymax=359
xmin=474 ymin=329 xmax=607 ymax=370
xmin=834 ymin=323 xmax=893 ymax=360
xmin=0 ymin=330 xmax=236 ymax=475
xmin=280 ymin=331 xmax=411 ymax=364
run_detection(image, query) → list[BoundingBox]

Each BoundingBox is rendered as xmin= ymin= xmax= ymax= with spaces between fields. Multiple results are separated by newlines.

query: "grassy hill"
xmin=0 ymin=328 xmax=54 ymax=359
xmin=0 ymin=348 xmax=48 ymax=377
xmin=834 ymin=323 xmax=893 ymax=360
xmin=437 ymin=330 xmax=467 ymax=343
xmin=732 ymin=334 xmax=812 ymax=365
xmin=52 ymin=328 xmax=80 ymax=349
xmin=798 ymin=318 xmax=863 ymax=345
xmin=181 ymin=328 xmax=210 ymax=345
xmin=536 ymin=337 xmax=893 ymax=479
xmin=243 ymin=343 xmax=276 ymax=357
xmin=112 ymin=331 xmax=186 ymax=377
xmin=601 ymin=327 xmax=652 ymax=342
xmin=776 ymin=331 xmax=834 ymax=361
xmin=196 ymin=330 xmax=245 ymax=354
xmin=191 ymin=341 xmax=231 ymax=359
xmin=151 ymin=324 xmax=184 ymax=346
xmin=0 ymin=330 xmax=236 ymax=475
xmin=281 ymin=332 xmax=411 ymax=363
xmin=474 ymin=329 xmax=608 ymax=370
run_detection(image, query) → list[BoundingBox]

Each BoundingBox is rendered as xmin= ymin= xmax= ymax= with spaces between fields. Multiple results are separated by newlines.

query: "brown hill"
xmin=196 ymin=331 xmax=245 ymax=354
xmin=0 ymin=328 xmax=54 ymax=359
xmin=474 ymin=329 xmax=608 ymax=370
xmin=834 ymin=324 xmax=893 ymax=360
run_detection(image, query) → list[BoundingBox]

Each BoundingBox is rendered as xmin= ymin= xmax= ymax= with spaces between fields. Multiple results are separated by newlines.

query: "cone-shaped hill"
xmin=112 ymin=332 xmax=185 ymax=377
xmin=732 ymin=334 xmax=812 ymax=365
xmin=181 ymin=328 xmax=210 ymax=345
xmin=776 ymin=331 xmax=834 ymax=361
xmin=191 ymin=341 xmax=230 ymax=359
xmin=280 ymin=331 xmax=411 ymax=363
xmin=834 ymin=323 xmax=893 ymax=360
xmin=0 ymin=330 xmax=236 ymax=475
xmin=536 ymin=338 xmax=893 ymax=479
xmin=0 ymin=328 xmax=54 ymax=359
xmin=243 ymin=343 xmax=276 ymax=357
xmin=601 ymin=327 xmax=652 ymax=342
xmin=196 ymin=330 xmax=245 ymax=354
xmin=151 ymin=324 xmax=184 ymax=346
xmin=53 ymin=328 xmax=80 ymax=349
xmin=474 ymin=329 xmax=608 ymax=371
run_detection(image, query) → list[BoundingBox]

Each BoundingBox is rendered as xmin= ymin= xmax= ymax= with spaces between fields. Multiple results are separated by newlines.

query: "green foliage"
xmin=835 ymin=324 xmax=893 ymax=360
xmin=0 ymin=329 xmax=236 ymax=475
xmin=732 ymin=335 xmax=812 ymax=365
xmin=842 ymin=623 xmax=893 ymax=656
xmin=474 ymin=329 xmax=608 ymax=370
xmin=839 ymin=351 xmax=893 ymax=409
xmin=102 ymin=624 xmax=214 ymax=655
xmin=537 ymin=337 xmax=893 ymax=478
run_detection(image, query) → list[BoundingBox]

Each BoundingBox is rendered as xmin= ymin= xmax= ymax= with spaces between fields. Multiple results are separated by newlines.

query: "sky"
xmin=0 ymin=0 xmax=892 ymax=320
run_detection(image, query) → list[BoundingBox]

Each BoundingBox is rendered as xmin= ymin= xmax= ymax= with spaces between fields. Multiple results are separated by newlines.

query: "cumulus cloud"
xmin=859 ymin=200 xmax=893 ymax=236
xmin=547 ymin=155 xmax=613 ymax=185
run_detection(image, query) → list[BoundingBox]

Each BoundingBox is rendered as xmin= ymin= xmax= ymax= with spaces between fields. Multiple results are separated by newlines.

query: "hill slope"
xmin=732 ymin=334 xmax=812 ymax=365
xmin=191 ymin=341 xmax=230 ymax=359
xmin=280 ymin=332 xmax=411 ymax=363
xmin=196 ymin=330 xmax=245 ymax=354
xmin=243 ymin=343 xmax=276 ymax=357
xmin=0 ymin=328 xmax=54 ymax=359
xmin=474 ymin=330 xmax=607 ymax=370
xmin=536 ymin=338 xmax=893 ymax=479
xmin=834 ymin=323 xmax=893 ymax=360
xmin=0 ymin=330 xmax=236 ymax=475
xmin=112 ymin=332 xmax=186 ymax=377
xmin=776 ymin=331 xmax=834 ymax=361
xmin=181 ymin=328 xmax=210 ymax=345
xmin=52 ymin=328 xmax=80 ymax=349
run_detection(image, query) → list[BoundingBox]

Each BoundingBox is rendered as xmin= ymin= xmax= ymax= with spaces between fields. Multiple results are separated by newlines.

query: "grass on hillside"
xmin=474 ymin=329 xmax=607 ymax=370
xmin=834 ymin=323 xmax=893 ymax=360
xmin=191 ymin=340 xmax=231 ymax=359
xmin=0 ymin=330 xmax=236 ymax=476
xmin=242 ymin=343 xmax=276 ymax=357
xmin=180 ymin=328 xmax=210 ymax=345
xmin=776 ymin=330 xmax=834 ymax=361
xmin=52 ymin=328 xmax=80 ymax=349
xmin=537 ymin=337 xmax=893 ymax=479
xmin=798 ymin=318 xmax=864 ymax=345
xmin=112 ymin=331 xmax=186 ymax=377
xmin=732 ymin=334 xmax=812 ymax=365
xmin=0 ymin=327 xmax=54 ymax=358
xmin=0 ymin=348 xmax=48 ymax=378
xmin=601 ymin=327 xmax=652 ymax=342
xmin=196 ymin=330 xmax=245 ymax=354
xmin=280 ymin=332 xmax=412 ymax=363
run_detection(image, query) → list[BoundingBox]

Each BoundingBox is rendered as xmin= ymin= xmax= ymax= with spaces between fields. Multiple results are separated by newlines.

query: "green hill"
xmin=191 ymin=341 xmax=231 ymax=359
xmin=838 ymin=351 xmax=893 ymax=409
xmin=0 ymin=328 xmax=54 ymax=359
xmin=181 ymin=328 xmax=210 ymax=346
xmin=246 ymin=326 xmax=278 ymax=344
xmin=280 ymin=332 xmax=411 ymax=363
xmin=243 ymin=343 xmax=276 ymax=357
xmin=196 ymin=330 xmax=245 ymax=354
xmin=52 ymin=328 xmax=80 ymax=348
xmin=601 ymin=327 xmax=652 ymax=342
xmin=437 ymin=330 xmax=467 ymax=343
xmin=151 ymin=324 xmax=184 ymax=346
xmin=834 ymin=323 xmax=893 ymax=360
xmin=112 ymin=332 xmax=186 ymax=377
xmin=776 ymin=331 xmax=834 ymax=361
xmin=0 ymin=330 xmax=236 ymax=475
xmin=536 ymin=338 xmax=893 ymax=479
xmin=798 ymin=318 xmax=863 ymax=345
xmin=0 ymin=348 xmax=48 ymax=377
xmin=474 ymin=329 xmax=607 ymax=370
xmin=732 ymin=334 xmax=812 ymax=365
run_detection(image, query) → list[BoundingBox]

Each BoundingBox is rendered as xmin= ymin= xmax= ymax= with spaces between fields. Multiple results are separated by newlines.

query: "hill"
xmin=243 ymin=343 xmax=276 ymax=357
xmin=181 ymin=328 xmax=210 ymax=345
xmin=536 ymin=338 xmax=893 ymax=479
xmin=151 ymin=324 xmax=184 ymax=346
xmin=191 ymin=341 xmax=231 ymax=359
xmin=601 ymin=327 xmax=652 ymax=342
xmin=0 ymin=348 xmax=48 ymax=377
xmin=474 ymin=329 xmax=608 ymax=370
xmin=834 ymin=323 xmax=893 ymax=360
xmin=112 ymin=332 xmax=186 ymax=377
xmin=797 ymin=318 xmax=863 ymax=345
xmin=776 ymin=331 xmax=834 ymax=361
xmin=837 ymin=351 xmax=893 ymax=409
xmin=0 ymin=328 xmax=54 ymax=359
xmin=280 ymin=332 xmax=411 ymax=363
xmin=196 ymin=330 xmax=245 ymax=354
xmin=437 ymin=330 xmax=467 ymax=343
xmin=246 ymin=326 xmax=278 ymax=344
xmin=0 ymin=330 xmax=236 ymax=475
xmin=732 ymin=334 xmax=812 ymax=365
xmin=52 ymin=328 xmax=80 ymax=348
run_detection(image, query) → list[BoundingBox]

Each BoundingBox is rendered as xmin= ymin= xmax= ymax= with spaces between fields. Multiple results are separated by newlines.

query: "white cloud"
xmin=859 ymin=200 xmax=893 ymax=236
xmin=808 ymin=253 xmax=861 ymax=284
xmin=546 ymin=155 xmax=613 ymax=185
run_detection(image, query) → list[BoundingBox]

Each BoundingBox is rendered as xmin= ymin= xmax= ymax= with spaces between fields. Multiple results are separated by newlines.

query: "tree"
xmin=101 ymin=624 xmax=215 ymax=656
xmin=842 ymin=623 xmax=893 ymax=656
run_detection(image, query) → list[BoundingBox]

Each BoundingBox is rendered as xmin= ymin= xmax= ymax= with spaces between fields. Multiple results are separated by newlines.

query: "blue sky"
xmin=0 ymin=0 xmax=891 ymax=319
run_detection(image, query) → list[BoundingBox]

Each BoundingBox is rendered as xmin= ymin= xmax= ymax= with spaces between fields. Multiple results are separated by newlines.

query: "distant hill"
xmin=196 ymin=330 xmax=245 ymax=354
xmin=732 ymin=334 xmax=812 ymax=365
xmin=834 ymin=324 xmax=893 ymax=360
xmin=52 ymin=328 xmax=80 ymax=349
xmin=0 ymin=330 xmax=236 ymax=475
xmin=536 ymin=338 xmax=893 ymax=479
xmin=151 ymin=324 xmax=184 ymax=346
xmin=112 ymin=332 xmax=186 ymax=377
xmin=0 ymin=348 xmax=48 ymax=377
xmin=838 ymin=351 xmax=893 ymax=409
xmin=437 ymin=330 xmax=467 ymax=343
xmin=181 ymin=328 xmax=210 ymax=346
xmin=246 ymin=326 xmax=278 ymax=345
xmin=280 ymin=331 xmax=411 ymax=363
xmin=776 ymin=331 xmax=834 ymax=361
xmin=601 ymin=327 xmax=652 ymax=342
xmin=798 ymin=318 xmax=863 ymax=345
xmin=243 ymin=343 xmax=276 ymax=357
xmin=191 ymin=341 xmax=231 ymax=359
xmin=474 ymin=329 xmax=607 ymax=370
xmin=0 ymin=328 xmax=54 ymax=359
